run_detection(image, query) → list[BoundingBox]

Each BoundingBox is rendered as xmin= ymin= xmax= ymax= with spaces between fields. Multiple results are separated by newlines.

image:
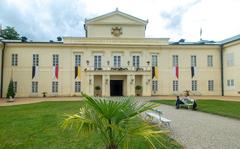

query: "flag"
xmin=173 ymin=65 xmax=179 ymax=79
xmin=75 ymin=66 xmax=81 ymax=79
xmin=52 ymin=64 xmax=59 ymax=80
xmin=191 ymin=66 xmax=197 ymax=78
xmin=32 ymin=66 xmax=39 ymax=79
xmin=152 ymin=67 xmax=159 ymax=79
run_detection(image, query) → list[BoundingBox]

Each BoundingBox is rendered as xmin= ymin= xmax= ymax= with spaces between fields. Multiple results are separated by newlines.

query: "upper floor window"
xmin=132 ymin=55 xmax=140 ymax=68
xmin=208 ymin=80 xmax=214 ymax=91
xmin=75 ymin=54 xmax=81 ymax=66
xmin=33 ymin=54 xmax=39 ymax=66
xmin=11 ymin=54 xmax=18 ymax=66
xmin=192 ymin=80 xmax=197 ymax=91
xmin=94 ymin=55 xmax=102 ymax=69
xmin=207 ymin=55 xmax=213 ymax=67
xmin=191 ymin=55 xmax=197 ymax=67
xmin=172 ymin=55 xmax=178 ymax=66
xmin=113 ymin=55 xmax=121 ymax=68
xmin=52 ymin=54 xmax=59 ymax=66
xmin=152 ymin=55 xmax=158 ymax=67
xmin=173 ymin=80 xmax=178 ymax=91
xmin=226 ymin=53 xmax=234 ymax=66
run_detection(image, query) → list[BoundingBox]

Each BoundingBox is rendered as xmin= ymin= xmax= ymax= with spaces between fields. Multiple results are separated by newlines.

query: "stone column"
xmin=142 ymin=75 xmax=151 ymax=96
xmin=87 ymin=75 xmax=94 ymax=96
xmin=102 ymin=75 xmax=110 ymax=96
xmin=127 ymin=75 xmax=135 ymax=96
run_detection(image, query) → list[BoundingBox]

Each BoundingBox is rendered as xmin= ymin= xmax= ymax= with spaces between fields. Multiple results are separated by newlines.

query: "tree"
xmin=6 ymin=80 xmax=16 ymax=99
xmin=62 ymin=93 xmax=165 ymax=149
xmin=0 ymin=26 xmax=20 ymax=40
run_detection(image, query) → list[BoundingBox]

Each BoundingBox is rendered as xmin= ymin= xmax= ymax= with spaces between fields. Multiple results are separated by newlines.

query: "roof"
xmin=218 ymin=34 xmax=240 ymax=45
xmin=85 ymin=8 xmax=148 ymax=25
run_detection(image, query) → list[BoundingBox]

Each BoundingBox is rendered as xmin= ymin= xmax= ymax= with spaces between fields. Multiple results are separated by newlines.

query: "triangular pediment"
xmin=85 ymin=9 xmax=148 ymax=25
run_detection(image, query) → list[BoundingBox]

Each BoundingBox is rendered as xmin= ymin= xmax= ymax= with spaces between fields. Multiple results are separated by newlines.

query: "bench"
xmin=145 ymin=110 xmax=171 ymax=127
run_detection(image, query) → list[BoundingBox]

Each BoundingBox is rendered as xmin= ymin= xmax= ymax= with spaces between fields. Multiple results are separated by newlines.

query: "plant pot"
xmin=7 ymin=97 xmax=15 ymax=102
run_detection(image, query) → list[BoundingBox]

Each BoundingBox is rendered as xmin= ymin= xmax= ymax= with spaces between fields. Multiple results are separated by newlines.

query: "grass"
xmin=152 ymin=100 xmax=240 ymax=119
xmin=0 ymin=101 xmax=182 ymax=149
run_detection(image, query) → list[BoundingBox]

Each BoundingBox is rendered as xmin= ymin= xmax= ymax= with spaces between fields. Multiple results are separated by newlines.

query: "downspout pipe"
xmin=0 ymin=41 xmax=5 ymax=98
xmin=220 ymin=44 xmax=224 ymax=96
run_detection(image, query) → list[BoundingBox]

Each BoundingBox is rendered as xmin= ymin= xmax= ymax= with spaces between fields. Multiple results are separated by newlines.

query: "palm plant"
xmin=62 ymin=93 xmax=165 ymax=149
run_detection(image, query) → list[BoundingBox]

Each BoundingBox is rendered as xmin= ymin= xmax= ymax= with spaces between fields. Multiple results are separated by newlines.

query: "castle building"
xmin=0 ymin=9 xmax=240 ymax=97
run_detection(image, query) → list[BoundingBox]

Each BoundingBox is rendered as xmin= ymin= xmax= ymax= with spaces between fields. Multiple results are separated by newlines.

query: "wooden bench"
xmin=145 ymin=110 xmax=171 ymax=127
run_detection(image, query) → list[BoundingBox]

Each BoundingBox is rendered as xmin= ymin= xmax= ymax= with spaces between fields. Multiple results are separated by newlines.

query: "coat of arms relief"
xmin=111 ymin=27 xmax=122 ymax=37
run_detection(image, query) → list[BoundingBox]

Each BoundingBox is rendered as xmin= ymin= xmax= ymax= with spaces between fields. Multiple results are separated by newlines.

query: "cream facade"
xmin=0 ymin=9 xmax=239 ymax=97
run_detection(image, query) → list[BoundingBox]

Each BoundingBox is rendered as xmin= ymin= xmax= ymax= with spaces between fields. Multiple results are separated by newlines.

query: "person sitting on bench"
xmin=176 ymin=96 xmax=184 ymax=109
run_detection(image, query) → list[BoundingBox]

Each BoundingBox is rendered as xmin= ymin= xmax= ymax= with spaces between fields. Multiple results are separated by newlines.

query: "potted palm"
xmin=135 ymin=85 xmax=142 ymax=96
xmin=95 ymin=86 xmax=101 ymax=96
xmin=6 ymin=80 xmax=16 ymax=102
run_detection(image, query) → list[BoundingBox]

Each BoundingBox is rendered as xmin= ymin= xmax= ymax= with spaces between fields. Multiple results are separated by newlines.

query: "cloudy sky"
xmin=0 ymin=0 xmax=239 ymax=41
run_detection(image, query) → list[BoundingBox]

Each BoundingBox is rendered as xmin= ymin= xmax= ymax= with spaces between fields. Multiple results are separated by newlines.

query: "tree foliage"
xmin=62 ymin=93 xmax=166 ymax=149
xmin=6 ymin=80 xmax=16 ymax=99
xmin=0 ymin=26 xmax=20 ymax=40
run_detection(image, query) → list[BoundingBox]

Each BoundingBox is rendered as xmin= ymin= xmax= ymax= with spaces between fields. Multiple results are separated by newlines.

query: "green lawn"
xmin=0 ymin=101 xmax=182 ymax=149
xmin=152 ymin=100 xmax=240 ymax=119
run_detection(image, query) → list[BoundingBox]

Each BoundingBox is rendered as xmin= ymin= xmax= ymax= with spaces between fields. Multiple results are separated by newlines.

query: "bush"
xmin=135 ymin=85 xmax=142 ymax=91
xmin=6 ymin=80 xmax=15 ymax=99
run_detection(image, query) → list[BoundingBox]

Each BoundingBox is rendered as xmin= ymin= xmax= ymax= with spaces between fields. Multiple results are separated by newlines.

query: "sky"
xmin=0 ymin=0 xmax=239 ymax=42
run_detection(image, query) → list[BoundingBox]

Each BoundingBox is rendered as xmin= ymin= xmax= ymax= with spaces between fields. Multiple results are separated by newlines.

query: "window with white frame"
xmin=172 ymin=55 xmax=178 ymax=66
xmin=52 ymin=54 xmax=59 ymax=66
xmin=52 ymin=81 xmax=58 ymax=93
xmin=207 ymin=55 xmax=213 ymax=67
xmin=152 ymin=54 xmax=158 ymax=67
xmin=94 ymin=55 xmax=102 ymax=69
xmin=192 ymin=80 xmax=197 ymax=91
xmin=33 ymin=54 xmax=39 ymax=66
xmin=75 ymin=81 xmax=81 ymax=92
xmin=13 ymin=81 xmax=17 ymax=93
xmin=32 ymin=81 xmax=38 ymax=93
xmin=152 ymin=80 xmax=158 ymax=92
xmin=113 ymin=55 xmax=121 ymax=68
xmin=75 ymin=54 xmax=81 ymax=66
xmin=226 ymin=53 xmax=234 ymax=66
xmin=191 ymin=55 xmax=197 ymax=67
xmin=227 ymin=79 xmax=234 ymax=87
xmin=11 ymin=54 xmax=18 ymax=66
xmin=132 ymin=55 xmax=140 ymax=68
xmin=208 ymin=80 xmax=214 ymax=91
xmin=173 ymin=80 xmax=178 ymax=91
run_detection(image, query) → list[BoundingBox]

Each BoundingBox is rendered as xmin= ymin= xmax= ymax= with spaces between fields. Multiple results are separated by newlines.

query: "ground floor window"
xmin=152 ymin=80 xmax=158 ymax=92
xmin=192 ymin=80 xmax=197 ymax=91
xmin=32 ymin=81 xmax=38 ymax=93
xmin=75 ymin=81 xmax=81 ymax=92
xmin=52 ymin=81 xmax=58 ymax=93
xmin=227 ymin=79 xmax=234 ymax=87
xmin=208 ymin=80 xmax=214 ymax=91
xmin=173 ymin=80 xmax=178 ymax=91
xmin=13 ymin=81 xmax=17 ymax=93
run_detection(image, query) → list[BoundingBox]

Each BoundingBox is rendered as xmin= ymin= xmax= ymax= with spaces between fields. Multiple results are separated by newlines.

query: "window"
xmin=152 ymin=80 xmax=158 ymax=92
xmin=172 ymin=55 xmax=178 ymax=66
xmin=208 ymin=80 xmax=214 ymax=91
xmin=226 ymin=53 xmax=234 ymax=66
xmin=94 ymin=55 xmax=102 ymax=69
xmin=173 ymin=80 xmax=178 ymax=91
xmin=52 ymin=81 xmax=58 ymax=93
xmin=113 ymin=55 xmax=121 ymax=68
xmin=207 ymin=55 xmax=213 ymax=67
xmin=13 ymin=81 xmax=17 ymax=93
xmin=227 ymin=79 xmax=234 ymax=87
xmin=11 ymin=54 xmax=18 ymax=66
xmin=53 ymin=54 xmax=59 ymax=66
xmin=192 ymin=80 xmax=197 ymax=91
xmin=133 ymin=55 xmax=140 ymax=68
xmin=32 ymin=81 xmax=38 ymax=93
xmin=191 ymin=55 xmax=197 ymax=67
xmin=75 ymin=54 xmax=81 ymax=66
xmin=33 ymin=54 xmax=39 ymax=66
xmin=152 ymin=55 xmax=158 ymax=67
xmin=75 ymin=81 xmax=81 ymax=92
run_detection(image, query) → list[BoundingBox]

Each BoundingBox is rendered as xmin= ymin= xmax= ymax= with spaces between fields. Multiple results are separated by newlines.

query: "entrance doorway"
xmin=110 ymin=80 xmax=123 ymax=96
